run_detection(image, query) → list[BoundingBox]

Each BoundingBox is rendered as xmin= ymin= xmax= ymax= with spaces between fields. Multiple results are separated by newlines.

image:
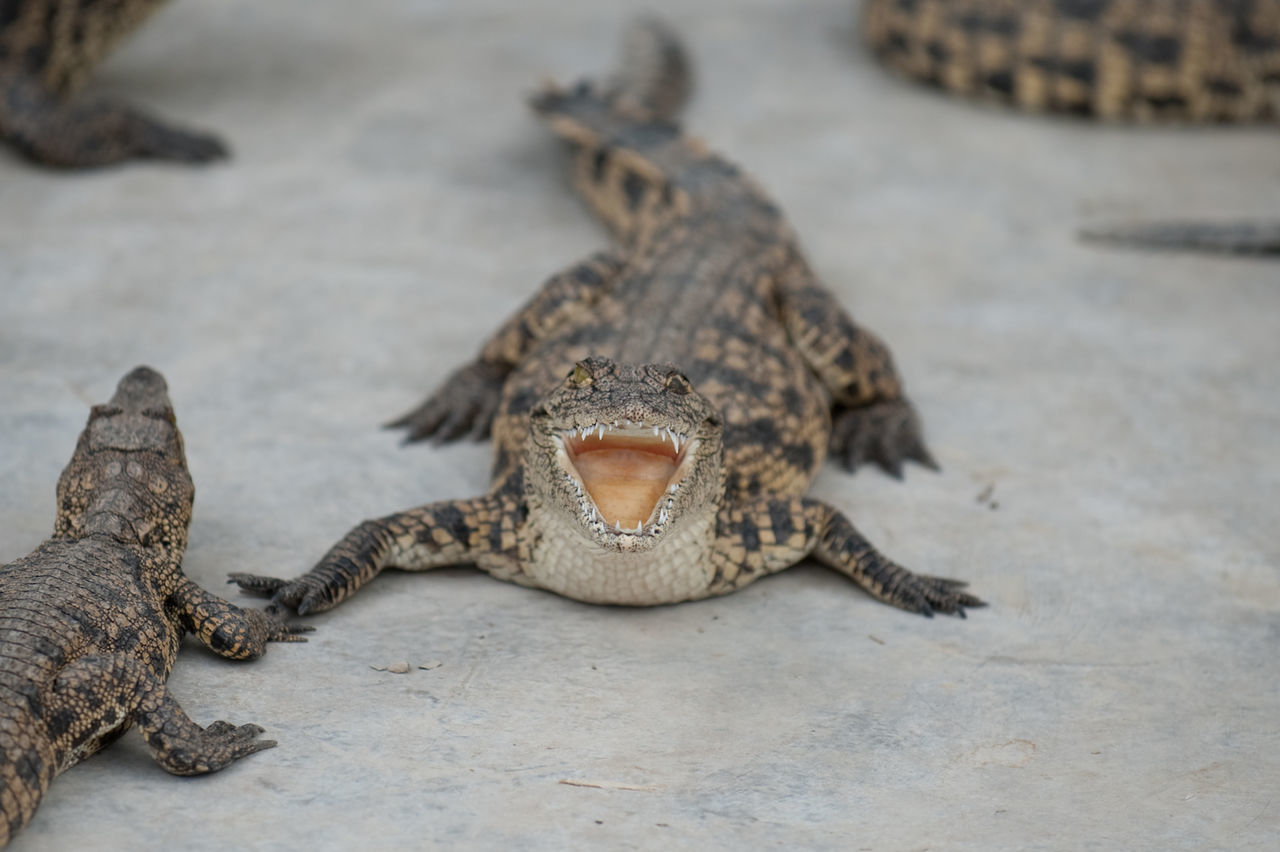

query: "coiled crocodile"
xmin=0 ymin=367 xmax=305 ymax=847
xmin=233 ymin=19 xmax=984 ymax=617
xmin=861 ymin=0 xmax=1280 ymax=255
xmin=0 ymin=0 xmax=226 ymax=167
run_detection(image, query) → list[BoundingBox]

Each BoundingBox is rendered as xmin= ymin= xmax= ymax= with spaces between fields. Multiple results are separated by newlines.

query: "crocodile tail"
xmin=531 ymin=17 xmax=697 ymax=243
xmin=606 ymin=15 xmax=692 ymax=122
xmin=0 ymin=703 xmax=55 ymax=845
xmin=1079 ymin=220 xmax=1280 ymax=255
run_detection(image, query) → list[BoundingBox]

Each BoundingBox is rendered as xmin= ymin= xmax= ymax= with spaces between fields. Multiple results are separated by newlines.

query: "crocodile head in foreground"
xmin=55 ymin=365 xmax=195 ymax=552
xmin=1 ymin=366 xmax=305 ymax=847
xmin=525 ymin=356 xmax=724 ymax=554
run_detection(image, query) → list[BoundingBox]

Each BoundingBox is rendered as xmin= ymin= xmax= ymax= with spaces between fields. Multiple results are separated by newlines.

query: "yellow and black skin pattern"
xmin=0 ymin=367 xmax=306 ymax=847
xmin=233 ymin=19 xmax=984 ymax=619
xmin=862 ymin=0 xmax=1280 ymax=254
xmin=0 ymin=0 xmax=226 ymax=167
xmin=862 ymin=0 xmax=1280 ymax=122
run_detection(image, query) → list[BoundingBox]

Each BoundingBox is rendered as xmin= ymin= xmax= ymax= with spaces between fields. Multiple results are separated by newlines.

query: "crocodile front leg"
xmin=45 ymin=653 xmax=274 ymax=776
xmin=168 ymin=577 xmax=313 ymax=660
xmin=709 ymin=496 xmax=983 ymax=616
xmin=0 ymin=74 xmax=227 ymax=168
xmin=388 ymin=250 xmax=625 ymax=442
xmin=231 ymin=494 xmax=525 ymax=615
xmin=775 ymin=255 xmax=936 ymax=477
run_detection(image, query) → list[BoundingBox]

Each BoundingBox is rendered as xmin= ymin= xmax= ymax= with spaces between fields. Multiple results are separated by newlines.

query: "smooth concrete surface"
xmin=1 ymin=1 xmax=1277 ymax=849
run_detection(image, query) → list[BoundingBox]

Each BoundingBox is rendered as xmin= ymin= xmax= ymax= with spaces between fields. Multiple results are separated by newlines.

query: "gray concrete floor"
xmin=2 ymin=1 xmax=1277 ymax=849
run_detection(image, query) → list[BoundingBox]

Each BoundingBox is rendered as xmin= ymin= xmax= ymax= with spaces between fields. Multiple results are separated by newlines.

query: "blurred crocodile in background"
xmin=0 ymin=0 xmax=226 ymax=167
xmin=862 ymin=0 xmax=1280 ymax=255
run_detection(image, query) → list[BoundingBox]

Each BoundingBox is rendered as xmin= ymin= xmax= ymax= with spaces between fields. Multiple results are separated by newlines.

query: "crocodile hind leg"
xmin=775 ymin=256 xmax=936 ymax=477
xmin=0 ymin=75 xmax=226 ymax=168
xmin=45 ymin=653 xmax=274 ymax=777
xmin=231 ymin=493 xmax=526 ymax=615
xmin=388 ymin=250 xmax=625 ymax=442
xmin=168 ymin=577 xmax=312 ymax=661
xmin=709 ymin=495 xmax=982 ymax=616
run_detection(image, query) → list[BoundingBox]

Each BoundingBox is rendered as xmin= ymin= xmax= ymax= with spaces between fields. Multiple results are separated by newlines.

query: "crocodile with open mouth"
xmin=232 ymin=18 xmax=984 ymax=617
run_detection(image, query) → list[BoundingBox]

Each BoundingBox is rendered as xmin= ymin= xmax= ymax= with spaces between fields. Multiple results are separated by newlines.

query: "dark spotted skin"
xmin=863 ymin=1 xmax=1280 ymax=255
xmin=862 ymin=0 xmax=1280 ymax=121
xmin=0 ymin=0 xmax=227 ymax=167
xmin=234 ymin=19 xmax=982 ymax=617
xmin=0 ymin=367 xmax=306 ymax=847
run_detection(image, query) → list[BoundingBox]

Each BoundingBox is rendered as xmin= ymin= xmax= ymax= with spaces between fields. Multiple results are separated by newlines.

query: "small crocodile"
xmin=233 ymin=19 xmax=984 ymax=617
xmin=0 ymin=366 xmax=305 ymax=847
xmin=861 ymin=0 xmax=1280 ymax=256
xmin=0 ymin=0 xmax=226 ymax=167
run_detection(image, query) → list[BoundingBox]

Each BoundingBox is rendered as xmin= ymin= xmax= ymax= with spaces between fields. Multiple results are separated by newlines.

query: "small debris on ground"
xmin=370 ymin=661 xmax=412 ymax=674
xmin=558 ymin=779 xmax=659 ymax=792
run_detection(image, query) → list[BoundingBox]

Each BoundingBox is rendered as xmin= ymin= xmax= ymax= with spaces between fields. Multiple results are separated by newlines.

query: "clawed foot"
xmin=385 ymin=361 xmax=506 ymax=443
xmin=161 ymin=721 xmax=275 ymax=776
xmin=8 ymin=87 xmax=228 ymax=168
xmin=895 ymin=573 xmax=986 ymax=619
xmin=232 ymin=519 xmax=393 ymax=616
xmin=264 ymin=610 xmax=314 ymax=643
xmin=830 ymin=398 xmax=937 ymax=478
xmin=231 ymin=572 xmax=329 ymax=617
xmin=128 ymin=109 xmax=227 ymax=163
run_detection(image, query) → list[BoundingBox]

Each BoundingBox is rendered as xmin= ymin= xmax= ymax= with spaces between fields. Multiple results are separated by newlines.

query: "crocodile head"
xmin=57 ymin=366 xmax=195 ymax=553
xmin=525 ymin=356 xmax=724 ymax=553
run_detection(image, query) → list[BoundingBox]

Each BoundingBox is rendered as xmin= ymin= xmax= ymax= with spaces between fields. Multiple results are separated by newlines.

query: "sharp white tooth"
xmin=653 ymin=425 xmax=660 ymax=437
xmin=615 ymin=520 xmax=622 ymax=532
xmin=597 ymin=424 xmax=605 ymax=440
xmin=635 ymin=521 xmax=643 ymax=533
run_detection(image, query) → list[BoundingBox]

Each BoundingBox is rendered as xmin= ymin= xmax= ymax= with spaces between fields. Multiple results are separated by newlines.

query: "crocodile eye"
xmin=569 ymin=362 xmax=594 ymax=386
xmin=664 ymin=371 xmax=692 ymax=395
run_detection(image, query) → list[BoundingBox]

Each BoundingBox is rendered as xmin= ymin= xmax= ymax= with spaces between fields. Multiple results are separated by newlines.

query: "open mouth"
xmin=559 ymin=421 xmax=693 ymax=532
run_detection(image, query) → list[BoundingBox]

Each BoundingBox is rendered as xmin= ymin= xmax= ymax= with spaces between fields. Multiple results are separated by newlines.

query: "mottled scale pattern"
xmin=0 ymin=367 xmax=304 ymax=847
xmin=235 ymin=18 xmax=983 ymax=620
xmin=863 ymin=0 xmax=1280 ymax=121
xmin=0 ymin=0 xmax=227 ymax=167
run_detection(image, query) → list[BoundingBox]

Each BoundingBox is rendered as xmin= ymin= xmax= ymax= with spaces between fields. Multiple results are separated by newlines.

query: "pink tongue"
xmin=572 ymin=448 xmax=675 ymax=528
